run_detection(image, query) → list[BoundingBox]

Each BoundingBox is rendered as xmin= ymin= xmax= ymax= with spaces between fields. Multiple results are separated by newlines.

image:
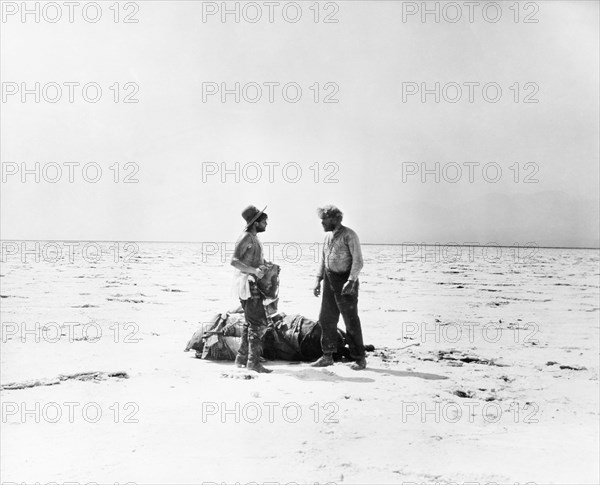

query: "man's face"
xmin=256 ymin=217 xmax=268 ymax=233
xmin=320 ymin=216 xmax=337 ymax=232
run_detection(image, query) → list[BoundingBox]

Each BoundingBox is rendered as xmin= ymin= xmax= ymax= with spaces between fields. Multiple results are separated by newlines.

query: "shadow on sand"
xmin=278 ymin=365 xmax=448 ymax=383
xmin=280 ymin=367 xmax=375 ymax=383
xmin=367 ymin=368 xmax=448 ymax=380
xmin=194 ymin=359 xmax=448 ymax=382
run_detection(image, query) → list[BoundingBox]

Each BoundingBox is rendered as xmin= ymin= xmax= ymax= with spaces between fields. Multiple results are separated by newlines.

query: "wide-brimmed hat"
xmin=242 ymin=205 xmax=267 ymax=229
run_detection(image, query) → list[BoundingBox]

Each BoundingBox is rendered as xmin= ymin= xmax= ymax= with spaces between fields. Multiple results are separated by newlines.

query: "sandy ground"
xmin=1 ymin=243 xmax=598 ymax=484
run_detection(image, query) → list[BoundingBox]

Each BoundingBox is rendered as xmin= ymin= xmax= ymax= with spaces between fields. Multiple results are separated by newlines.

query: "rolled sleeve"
xmin=316 ymin=250 xmax=325 ymax=279
xmin=347 ymin=231 xmax=364 ymax=281
xmin=231 ymin=233 xmax=252 ymax=264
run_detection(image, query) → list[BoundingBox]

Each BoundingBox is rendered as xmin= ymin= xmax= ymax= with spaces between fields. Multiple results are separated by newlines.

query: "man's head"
xmin=317 ymin=205 xmax=343 ymax=232
xmin=242 ymin=205 xmax=268 ymax=233
xmin=254 ymin=213 xmax=268 ymax=233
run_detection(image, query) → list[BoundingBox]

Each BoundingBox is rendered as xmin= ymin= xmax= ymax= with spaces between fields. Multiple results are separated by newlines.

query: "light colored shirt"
xmin=316 ymin=225 xmax=364 ymax=281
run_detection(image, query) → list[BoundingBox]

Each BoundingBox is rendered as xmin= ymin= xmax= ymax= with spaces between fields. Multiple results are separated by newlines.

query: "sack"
xmin=262 ymin=314 xmax=350 ymax=361
xmin=184 ymin=313 xmax=222 ymax=352
xmin=257 ymin=263 xmax=280 ymax=299
xmin=201 ymin=334 xmax=237 ymax=360
xmin=185 ymin=312 xmax=246 ymax=360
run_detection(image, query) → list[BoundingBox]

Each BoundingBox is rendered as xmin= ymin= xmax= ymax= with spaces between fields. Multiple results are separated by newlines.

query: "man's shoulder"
xmin=342 ymin=226 xmax=360 ymax=240
xmin=235 ymin=232 xmax=256 ymax=247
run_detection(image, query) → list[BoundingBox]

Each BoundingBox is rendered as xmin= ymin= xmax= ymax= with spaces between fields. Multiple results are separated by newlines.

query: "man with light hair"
xmin=312 ymin=205 xmax=366 ymax=370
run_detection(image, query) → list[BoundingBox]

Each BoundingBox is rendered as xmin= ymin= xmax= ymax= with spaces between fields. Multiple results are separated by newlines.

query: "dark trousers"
xmin=318 ymin=271 xmax=365 ymax=360
xmin=237 ymin=281 xmax=268 ymax=364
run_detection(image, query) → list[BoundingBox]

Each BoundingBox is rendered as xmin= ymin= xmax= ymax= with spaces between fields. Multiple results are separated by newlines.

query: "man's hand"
xmin=313 ymin=279 xmax=322 ymax=297
xmin=341 ymin=280 xmax=356 ymax=296
xmin=255 ymin=265 xmax=267 ymax=279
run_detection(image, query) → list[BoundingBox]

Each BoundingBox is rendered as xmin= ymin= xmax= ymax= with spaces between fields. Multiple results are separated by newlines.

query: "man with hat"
xmin=311 ymin=204 xmax=367 ymax=370
xmin=230 ymin=205 xmax=272 ymax=373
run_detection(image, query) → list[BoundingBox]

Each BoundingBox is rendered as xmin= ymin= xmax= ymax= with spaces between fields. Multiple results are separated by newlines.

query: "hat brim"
xmin=245 ymin=205 xmax=267 ymax=229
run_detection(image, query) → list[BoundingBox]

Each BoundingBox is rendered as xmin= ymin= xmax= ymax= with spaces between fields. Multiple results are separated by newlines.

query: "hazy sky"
xmin=1 ymin=1 xmax=598 ymax=246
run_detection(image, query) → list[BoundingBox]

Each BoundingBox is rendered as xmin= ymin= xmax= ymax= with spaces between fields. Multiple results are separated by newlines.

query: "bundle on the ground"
xmin=185 ymin=310 xmax=351 ymax=362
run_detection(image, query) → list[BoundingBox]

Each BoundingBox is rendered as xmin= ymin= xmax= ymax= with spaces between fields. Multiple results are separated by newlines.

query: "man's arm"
xmin=316 ymin=243 xmax=325 ymax=280
xmin=231 ymin=259 xmax=263 ymax=276
xmin=347 ymin=230 xmax=364 ymax=281
xmin=231 ymin=234 xmax=265 ymax=277
xmin=313 ymin=238 xmax=326 ymax=297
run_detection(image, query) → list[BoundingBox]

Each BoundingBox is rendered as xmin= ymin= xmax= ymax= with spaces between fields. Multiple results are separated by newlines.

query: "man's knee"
xmin=337 ymin=296 xmax=358 ymax=314
xmin=318 ymin=315 xmax=339 ymax=330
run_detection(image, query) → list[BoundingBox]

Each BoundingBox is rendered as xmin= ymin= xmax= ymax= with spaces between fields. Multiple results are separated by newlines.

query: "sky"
xmin=1 ymin=0 xmax=598 ymax=247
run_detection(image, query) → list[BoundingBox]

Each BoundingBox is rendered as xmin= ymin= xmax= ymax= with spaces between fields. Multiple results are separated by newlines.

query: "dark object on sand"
xmin=185 ymin=310 xmax=370 ymax=362
xmin=1 ymin=371 xmax=129 ymax=391
xmin=559 ymin=364 xmax=587 ymax=371
xmin=262 ymin=313 xmax=349 ymax=361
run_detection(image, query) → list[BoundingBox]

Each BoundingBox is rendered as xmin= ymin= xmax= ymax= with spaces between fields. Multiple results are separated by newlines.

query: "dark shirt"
xmin=232 ymin=232 xmax=264 ymax=269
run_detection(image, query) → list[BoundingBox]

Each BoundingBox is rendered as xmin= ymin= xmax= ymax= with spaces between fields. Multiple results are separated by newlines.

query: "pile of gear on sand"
xmin=185 ymin=308 xmax=375 ymax=363
xmin=185 ymin=264 xmax=373 ymax=364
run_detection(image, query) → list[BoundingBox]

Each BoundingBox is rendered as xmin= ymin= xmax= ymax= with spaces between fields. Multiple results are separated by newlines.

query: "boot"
xmin=234 ymin=354 xmax=247 ymax=368
xmin=235 ymin=325 xmax=249 ymax=368
xmin=350 ymin=356 xmax=367 ymax=370
xmin=247 ymin=335 xmax=272 ymax=374
xmin=247 ymin=361 xmax=273 ymax=373
xmin=311 ymin=353 xmax=334 ymax=367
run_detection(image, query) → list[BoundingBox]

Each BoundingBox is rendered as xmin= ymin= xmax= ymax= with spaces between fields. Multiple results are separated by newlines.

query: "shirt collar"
xmin=332 ymin=225 xmax=345 ymax=237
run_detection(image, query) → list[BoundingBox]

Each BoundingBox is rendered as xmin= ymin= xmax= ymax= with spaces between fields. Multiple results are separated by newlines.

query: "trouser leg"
xmin=235 ymin=315 xmax=249 ymax=365
xmin=241 ymin=283 xmax=269 ymax=369
xmin=334 ymin=291 xmax=365 ymax=359
xmin=247 ymin=323 xmax=263 ymax=366
xmin=318 ymin=273 xmax=341 ymax=355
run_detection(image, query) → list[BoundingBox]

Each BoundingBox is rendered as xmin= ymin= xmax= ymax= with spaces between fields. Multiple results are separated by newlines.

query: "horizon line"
xmin=0 ymin=239 xmax=598 ymax=250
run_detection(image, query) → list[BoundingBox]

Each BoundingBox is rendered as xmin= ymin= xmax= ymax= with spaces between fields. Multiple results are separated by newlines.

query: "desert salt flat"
xmin=1 ymin=243 xmax=599 ymax=484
